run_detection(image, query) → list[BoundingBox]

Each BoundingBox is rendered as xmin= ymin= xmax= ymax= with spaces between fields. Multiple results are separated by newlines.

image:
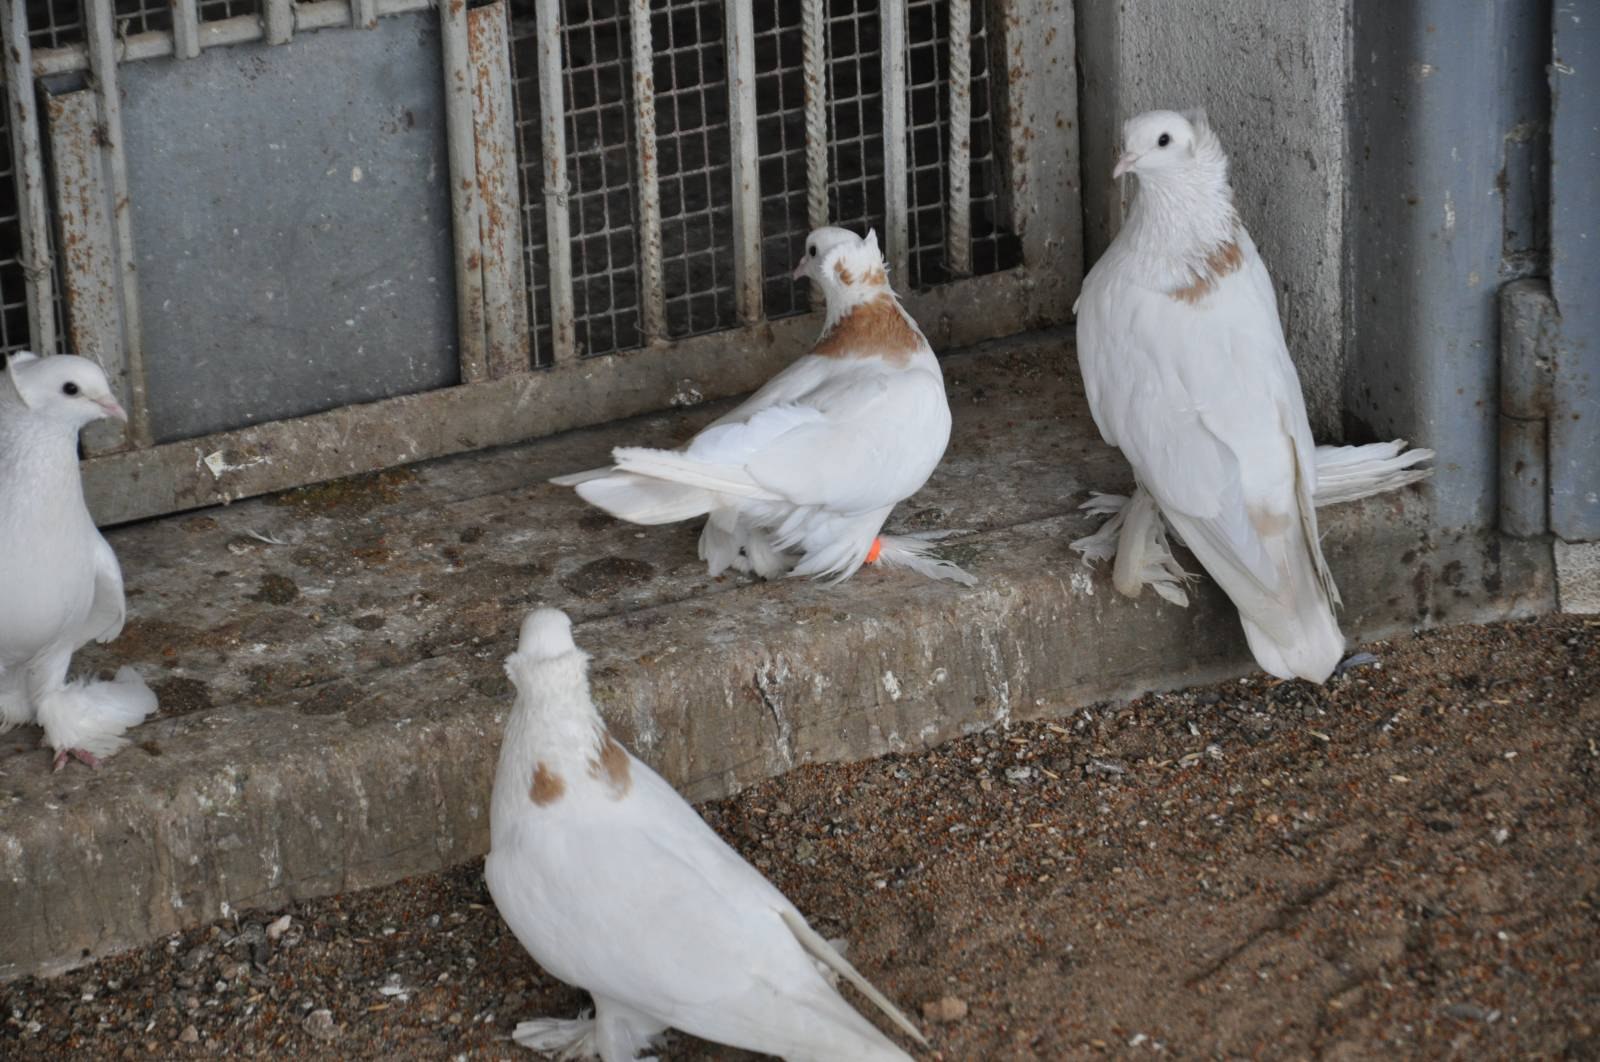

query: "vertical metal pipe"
xmin=879 ymin=0 xmax=910 ymax=283
xmin=172 ymin=0 xmax=202 ymax=59
xmin=468 ymin=0 xmax=532 ymax=376
xmin=796 ymin=0 xmax=825 ymax=233
xmin=945 ymin=0 xmax=972 ymax=276
xmin=1 ymin=0 xmax=58 ymax=356
xmin=629 ymin=0 xmax=665 ymax=342
xmin=725 ymin=0 xmax=761 ymax=324
xmin=441 ymin=0 xmax=489 ymax=381
xmin=536 ymin=0 xmax=576 ymax=361
xmin=86 ymin=0 xmax=152 ymax=446
xmin=264 ymin=0 xmax=294 ymax=44
xmin=351 ymin=0 xmax=379 ymax=30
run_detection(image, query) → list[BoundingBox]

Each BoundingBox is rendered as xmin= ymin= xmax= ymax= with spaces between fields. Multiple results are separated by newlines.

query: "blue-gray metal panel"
xmin=1548 ymin=3 xmax=1600 ymax=540
xmin=1345 ymin=0 xmax=1549 ymax=531
xmin=119 ymin=11 xmax=459 ymax=443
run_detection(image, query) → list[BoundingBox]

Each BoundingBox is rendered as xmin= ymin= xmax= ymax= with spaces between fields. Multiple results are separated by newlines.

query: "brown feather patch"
xmin=530 ymin=762 xmax=565 ymax=806
xmin=833 ymin=260 xmax=854 ymax=286
xmin=588 ymin=734 xmax=632 ymax=799
xmin=812 ymin=294 xmax=923 ymax=365
xmin=1170 ymin=239 xmax=1245 ymax=305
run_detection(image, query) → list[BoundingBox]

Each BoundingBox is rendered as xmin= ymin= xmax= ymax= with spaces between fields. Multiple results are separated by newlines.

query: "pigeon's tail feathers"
xmin=36 ymin=667 xmax=157 ymax=758
xmin=874 ymin=534 xmax=978 ymax=587
xmin=779 ymin=907 xmax=929 ymax=1051
xmin=1110 ymin=490 xmax=1194 ymax=606
xmin=611 ymin=447 xmax=776 ymax=502
xmin=510 ymin=1012 xmax=599 ymax=1059
xmin=1312 ymin=440 xmax=1434 ymax=506
xmin=574 ymin=471 xmax=717 ymax=525
xmin=518 ymin=607 xmax=576 ymax=660
xmin=549 ymin=467 xmax=612 ymax=487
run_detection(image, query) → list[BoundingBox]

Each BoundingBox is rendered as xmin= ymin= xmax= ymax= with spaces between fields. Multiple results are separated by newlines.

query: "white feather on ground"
xmin=552 ymin=227 xmax=971 ymax=587
xmin=486 ymin=607 xmax=926 ymax=1062
xmin=0 ymin=352 xmax=156 ymax=770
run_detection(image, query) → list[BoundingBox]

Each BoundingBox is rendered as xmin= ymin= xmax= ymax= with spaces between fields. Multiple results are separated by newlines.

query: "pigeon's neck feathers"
xmin=0 ymin=388 xmax=90 ymax=510
xmin=819 ymin=246 xmax=895 ymax=330
xmin=1117 ymin=125 xmax=1242 ymax=291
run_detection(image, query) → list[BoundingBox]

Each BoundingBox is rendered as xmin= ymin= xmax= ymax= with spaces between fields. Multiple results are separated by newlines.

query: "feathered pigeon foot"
xmin=51 ymin=747 xmax=103 ymax=772
xmin=511 ymin=1013 xmax=600 ymax=1058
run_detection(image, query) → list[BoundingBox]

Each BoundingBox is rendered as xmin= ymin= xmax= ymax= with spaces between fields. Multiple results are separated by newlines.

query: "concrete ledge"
xmin=0 ymin=330 xmax=1555 ymax=980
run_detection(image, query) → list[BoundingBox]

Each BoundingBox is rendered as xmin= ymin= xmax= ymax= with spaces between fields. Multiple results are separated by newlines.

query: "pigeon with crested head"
xmin=0 ymin=352 xmax=156 ymax=769
xmin=553 ymin=226 xmax=973 ymax=586
xmin=485 ymin=606 xmax=927 ymax=1061
xmin=1073 ymin=109 xmax=1424 ymax=682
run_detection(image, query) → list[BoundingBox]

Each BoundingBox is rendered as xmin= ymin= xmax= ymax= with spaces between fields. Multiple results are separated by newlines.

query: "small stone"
xmin=181 ymin=945 xmax=211 ymax=971
xmin=303 ymin=1008 xmax=339 ymax=1040
xmin=1005 ymin=766 xmax=1033 ymax=782
xmin=266 ymin=914 xmax=292 ymax=941
xmin=773 ymin=801 xmax=794 ymax=817
xmin=177 ymin=1025 xmax=199 ymax=1044
xmin=922 ymin=996 xmax=968 ymax=1023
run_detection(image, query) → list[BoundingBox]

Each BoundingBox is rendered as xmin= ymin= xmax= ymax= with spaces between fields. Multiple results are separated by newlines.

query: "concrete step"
xmin=0 ymin=329 xmax=1555 ymax=981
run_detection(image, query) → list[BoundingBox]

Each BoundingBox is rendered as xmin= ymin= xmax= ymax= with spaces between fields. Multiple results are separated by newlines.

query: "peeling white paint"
xmin=1443 ymin=192 xmax=1456 ymax=233
xmin=202 ymin=450 xmax=269 ymax=478
xmin=882 ymin=670 xmax=903 ymax=701
xmin=1070 ymin=570 xmax=1095 ymax=596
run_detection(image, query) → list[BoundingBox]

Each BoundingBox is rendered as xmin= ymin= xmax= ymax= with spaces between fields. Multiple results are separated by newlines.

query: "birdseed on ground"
xmin=3 ymin=615 xmax=1596 ymax=1060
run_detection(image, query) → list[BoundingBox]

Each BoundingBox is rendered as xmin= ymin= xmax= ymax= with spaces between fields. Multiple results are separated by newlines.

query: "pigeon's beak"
xmin=96 ymin=397 xmax=128 ymax=422
xmin=791 ymin=257 xmax=809 ymax=281
xmin=1112 ymin=151 xmax=1139 ymax=179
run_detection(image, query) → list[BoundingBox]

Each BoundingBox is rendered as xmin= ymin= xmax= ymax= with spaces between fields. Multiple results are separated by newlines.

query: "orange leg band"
xmin=865 ymin=537 xmax=883 ymax=565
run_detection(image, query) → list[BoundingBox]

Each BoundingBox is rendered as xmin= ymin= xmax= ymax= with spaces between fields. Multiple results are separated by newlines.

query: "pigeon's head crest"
xmin=516 ymin=607 xmax=577 ymax=661
xmin=5 ymin=352 xmax=127 ymax=428
xmin=1113 ymin=109 xmax=1219 ymax=180
xmin=791 ymin=226 xmax=886 ymax=289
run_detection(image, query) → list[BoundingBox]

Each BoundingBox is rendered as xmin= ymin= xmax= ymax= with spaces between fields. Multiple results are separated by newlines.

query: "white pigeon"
xmin=485 ymin=607 xmax=927 ymax=1062
xmin=1074 ymin=109 xmax=1359 ymax=683
xmin=1071 ymin=439 xmax=1434 ymax=606
xmin=553 ymin=227 xmax=973 ymax=586
xmin=0 ymin=352 xmax=157 ymax=770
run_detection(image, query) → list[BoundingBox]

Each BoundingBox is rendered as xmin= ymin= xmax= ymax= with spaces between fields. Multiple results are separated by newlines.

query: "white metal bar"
xmin=0 ymin=0 xmax=57 ymax=356
xmin=46 ymin=88 xmax=129 ymax=455
xmin=441 ymin=0 xmax=489 ymax=381
xmin=87 ymin=0 xmax=154 ymax=446
xmin=469 ymin=0 xmax=532 ymax=376
xmin=351 ymin=0 xmax=380 ymax=30
xmin=724 ymin=0 xmax=761 ymax=324
xmin=801 ymin=0 xmax=829 ymax=232
xmin=264 ymin=0 xmax=295 ymax=45
xmin=26 ymin=0 xmax=435 ymax=76
xmin=172 ymin=0 xmax=202 ymax=59
xmin=629 ymin=0 xmax=665 ymax=341
xmin=879 ymin=0 xmax=910 ymax=283
xmin=536 ymin=0 xmax=576 ymax=361
xmin=945 ymin=0 xmax=973 ymax=276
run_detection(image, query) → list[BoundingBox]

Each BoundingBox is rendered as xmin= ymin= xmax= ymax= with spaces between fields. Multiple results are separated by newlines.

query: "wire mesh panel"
xmin=508 ymin=7 xmax=554 ymax=365
xmin=198 ymin=0 xmax=261 ymax=20
xmin=113 ymin=0 xmax=172 ymax=36
xmin=0 ymin=83 xmax=30 ymax=359
xmin=650 ymin=0 xmax=736 ymax=339
xmin=824 ymin=0 xmax=887 ymax=250
xmin=752 ymin=0 xmax=808 ymax=319
xmin=556 ymin=0 xmax=642 ymax=357
xmin=24 ymin=0 xmax=84 ymax=48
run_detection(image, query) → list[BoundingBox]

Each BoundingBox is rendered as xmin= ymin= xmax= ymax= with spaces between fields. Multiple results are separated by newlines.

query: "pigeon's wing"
xmin=740 ymin=367 xmax=951 ymax=514
xmin=496 ymin=762 xmax=905 ymax=1059
xmin=1086 ymin=236 xmax=1341 ymax=679
xmin=83 ymin=532 xmax=127 ymax=644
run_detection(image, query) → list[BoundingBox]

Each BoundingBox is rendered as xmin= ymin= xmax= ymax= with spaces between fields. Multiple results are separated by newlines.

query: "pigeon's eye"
xmin=1157 ymin=133 xmax=1171 ymax=148
xmin=62 ymin=382 xmax=80 ymax=396
xmin=807 ymin=243 xmax=817 ymax=257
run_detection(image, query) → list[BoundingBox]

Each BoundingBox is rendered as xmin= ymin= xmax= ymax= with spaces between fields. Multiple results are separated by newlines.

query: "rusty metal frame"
xmin=0 ymin=0 xmax=57 ymax=356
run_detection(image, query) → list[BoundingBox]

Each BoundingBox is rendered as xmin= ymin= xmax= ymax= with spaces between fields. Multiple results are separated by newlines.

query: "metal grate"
xmin=507 ymin=9 xmax=554 ymax=367
xmin=556 ymin=0 xmax=642 ymax=358
xmin=113 ymin=0 xmax=173 ymax=37
xmin=0 ymin=83 xmax=30 ymax=359
xmin=198 ymin=0 xmax=261 ymax=20
xmin=752 ymin=0 xmax=808 ymax=319
xmin=25 ymin=0 xmax=85 ymax=48
xmin=824 ymin=0 xmax=887 ymax=251
xmin=651 ymin=0 xmax=736 ymax=339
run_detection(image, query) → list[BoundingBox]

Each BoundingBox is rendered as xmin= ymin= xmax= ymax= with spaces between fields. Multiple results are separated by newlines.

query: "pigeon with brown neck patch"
xmin=486 ymin=607 xmax=927 ymax=1061
xmin=1073 ymin=109 xmax=1375 ymax=683
xmin=552 ymin=226 xmax=973 ymax=586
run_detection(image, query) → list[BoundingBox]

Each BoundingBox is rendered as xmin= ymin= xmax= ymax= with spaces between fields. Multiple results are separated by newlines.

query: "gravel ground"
xmin=4 ymin=615 xmax=1597 ymax=1060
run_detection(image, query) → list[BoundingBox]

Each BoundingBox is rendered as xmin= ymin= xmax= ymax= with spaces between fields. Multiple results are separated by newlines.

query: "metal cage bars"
xmin=0 ymin=0 xmax=1079 ymax=525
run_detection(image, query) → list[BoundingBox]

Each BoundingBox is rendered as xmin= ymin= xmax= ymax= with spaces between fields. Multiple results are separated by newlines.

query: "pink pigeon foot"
xmin=51 ymin=747 xmax=103 ymax=772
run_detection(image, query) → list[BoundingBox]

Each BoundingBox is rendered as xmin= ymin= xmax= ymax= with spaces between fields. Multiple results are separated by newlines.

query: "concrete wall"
xmin=1076 ymin=0 xmax=1349 ymax=440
